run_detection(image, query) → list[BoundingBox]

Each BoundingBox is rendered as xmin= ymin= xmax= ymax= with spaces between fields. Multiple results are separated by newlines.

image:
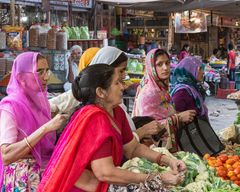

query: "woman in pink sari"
xmin=0 ymin=52 xmax=67 ymax=191
xmin=133 ymin=49 xmax=196 ymax=152
xmin=38 ymin=64 xmax=186 ymax=192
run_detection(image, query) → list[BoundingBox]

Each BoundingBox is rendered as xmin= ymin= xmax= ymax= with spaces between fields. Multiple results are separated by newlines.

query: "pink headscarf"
xmin=0 ymin=52 xmax=56 ymax=186
xmin=132 ymin=48 xmax=175 ymax=119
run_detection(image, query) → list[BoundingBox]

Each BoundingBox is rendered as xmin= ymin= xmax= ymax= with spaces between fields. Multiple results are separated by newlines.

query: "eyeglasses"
xmin=36 ymin=68 xmax=51 ymax=76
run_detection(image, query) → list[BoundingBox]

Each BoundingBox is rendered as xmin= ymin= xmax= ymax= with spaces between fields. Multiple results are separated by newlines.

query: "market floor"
xmin=206 ymin=96 xmax=238 ymax=134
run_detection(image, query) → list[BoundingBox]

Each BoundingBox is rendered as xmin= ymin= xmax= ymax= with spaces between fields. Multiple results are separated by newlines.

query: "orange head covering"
xmin=78 ymin=47 xmax=100 ymax=72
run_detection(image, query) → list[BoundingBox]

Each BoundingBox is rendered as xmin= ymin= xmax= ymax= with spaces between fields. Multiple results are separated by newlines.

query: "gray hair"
xmin=70 ymin=45 xmax=82 ymax=53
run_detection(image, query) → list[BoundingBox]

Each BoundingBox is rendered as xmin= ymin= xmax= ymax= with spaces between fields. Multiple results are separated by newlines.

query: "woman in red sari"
xmin=38 ymin=64 xmax=186 ymax=192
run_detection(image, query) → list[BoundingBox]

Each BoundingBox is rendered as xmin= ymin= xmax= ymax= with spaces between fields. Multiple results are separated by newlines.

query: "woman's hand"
xmin=135 ymin=120 xmax=164 ymax=140
xmin=44 ymin=114 xmax=69 ymax=133
xmin=168 ymin=158 xmax=187 ymax=173
xmin=159 ymin=171 xmax=182 ymax=185
xmin=178 ymin=110 xmax=196 ymax=124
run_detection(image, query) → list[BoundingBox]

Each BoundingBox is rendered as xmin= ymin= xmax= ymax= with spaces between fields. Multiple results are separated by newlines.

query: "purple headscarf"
xmin=171 ymin=56 xmax=207 ymax=117
xmin=0 ymin=52 xmax=56 ymax=187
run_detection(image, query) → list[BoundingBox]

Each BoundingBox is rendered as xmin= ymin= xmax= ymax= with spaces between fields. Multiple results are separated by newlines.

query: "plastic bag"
xmin=3 ymin=25 xmax=24 ymax=50
xmin=80 ymin=26 xmax=89 ymax=39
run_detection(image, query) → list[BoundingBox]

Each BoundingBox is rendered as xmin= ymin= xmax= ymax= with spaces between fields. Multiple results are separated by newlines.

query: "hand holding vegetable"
xmin=161 ymin=155 xmax=187 ymax=173
xmin=160 ymin=171 xmax=182 ymax=185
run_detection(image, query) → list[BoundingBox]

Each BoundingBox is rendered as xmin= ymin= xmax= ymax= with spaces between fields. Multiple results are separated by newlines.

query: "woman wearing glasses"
xmin=0 ymin=52 xmax=67 ymax=191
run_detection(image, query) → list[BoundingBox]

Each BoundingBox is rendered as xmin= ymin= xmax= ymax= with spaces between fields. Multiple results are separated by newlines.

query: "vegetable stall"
xmin=121 ymin=146 xmax=240 ymax=192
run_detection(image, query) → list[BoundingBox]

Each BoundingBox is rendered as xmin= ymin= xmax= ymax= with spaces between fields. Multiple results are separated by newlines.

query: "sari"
xmin=171 ymin=56 xmax=208 ymax=118
xmin=0 ymin=52 xmax=55 ymax=190
xmin=132 ymin=48 xmax=178 ymax=152
xmin=38 ymin=105 xmax=123 ymax=192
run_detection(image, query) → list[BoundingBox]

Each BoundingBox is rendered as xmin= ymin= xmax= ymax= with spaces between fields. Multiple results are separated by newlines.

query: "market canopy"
xmin=97 ymin=0 xmax=240 ymax=16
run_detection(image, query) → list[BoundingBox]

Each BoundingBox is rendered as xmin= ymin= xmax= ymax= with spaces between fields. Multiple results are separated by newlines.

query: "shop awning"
xmin=97 ymin=0 xmax=240 ymax=16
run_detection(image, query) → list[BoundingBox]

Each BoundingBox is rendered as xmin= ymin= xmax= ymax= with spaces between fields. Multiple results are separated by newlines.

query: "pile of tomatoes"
xmin=204 ymin=154 xmax=240 ymax=186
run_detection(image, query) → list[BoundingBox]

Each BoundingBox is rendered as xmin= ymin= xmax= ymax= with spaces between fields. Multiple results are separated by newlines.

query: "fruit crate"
xmin=216 ymin=88 xmax=237 ymax=99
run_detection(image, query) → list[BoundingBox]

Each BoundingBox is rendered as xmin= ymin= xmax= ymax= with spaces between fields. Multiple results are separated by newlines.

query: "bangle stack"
xmin=24 ymin=137 xmax=33 ymax=151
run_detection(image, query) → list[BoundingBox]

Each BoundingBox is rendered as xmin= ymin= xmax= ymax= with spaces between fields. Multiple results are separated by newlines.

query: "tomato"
xmin=227 ymin=171 xmax=235 ymax=178
xmin=232 ymin=155 xmax=240 ymax=161
xmin=234 ymin=180 xmax=240 ymax=186
xmin=234 ymin=167 xmax=240 ymax=175
xmin=230 ymin=175 xmax=238 ymax=181
xmin=214 ymin=161 xmax=223 ymax=167
xmin=218 ymin=155 xmax=228 ymax=163
xmin=228 ymin=167 xmax=234 ymax=172
xmin=217 ymin=166 xmax=226 ymax=171
xmin=226 ymin=159 xmax=236 ymax=165
xmin=208 ymin=157 xmax=216 ymax=161
xmin=237 ymin=174 xmax=240 ymax=179
xmin=208 ymin=160 xmax=217 ymax=167
xmin=203 ymin=153 xmax=210 ymax=160
xmin=217 ymin=170 xmax=227 ymax=177
xmin=224 ymin=164 xmax=232 ymax=169
xmin=232 ymin=162 xmax=240 ymax=169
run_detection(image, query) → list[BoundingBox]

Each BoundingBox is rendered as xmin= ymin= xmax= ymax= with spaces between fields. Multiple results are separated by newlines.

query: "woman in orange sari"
xmin=38 ymin=64 xmax=186 ymax=192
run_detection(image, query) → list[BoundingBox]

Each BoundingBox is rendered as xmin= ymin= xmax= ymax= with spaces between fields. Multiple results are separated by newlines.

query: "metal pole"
xmin=10 ymin=0 xmax=15 ymax=26
xmin=93 ymin=0 xmax=97 ymax=39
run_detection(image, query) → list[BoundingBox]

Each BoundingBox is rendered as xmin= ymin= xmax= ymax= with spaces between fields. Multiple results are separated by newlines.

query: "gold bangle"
xmin=24 ymin=137 xmax=33 ymax=151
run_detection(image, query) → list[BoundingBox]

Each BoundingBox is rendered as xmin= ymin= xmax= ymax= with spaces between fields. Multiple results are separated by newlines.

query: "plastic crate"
xmin=235 ymin=72 xmax=240 ymax=81
xmin=216 ymin=88 xmax=237 ymax=99
xmin=230 ymin=81 xmax=235 ymax=89
xmin=236 ymin=81 xmax=240 ymax=90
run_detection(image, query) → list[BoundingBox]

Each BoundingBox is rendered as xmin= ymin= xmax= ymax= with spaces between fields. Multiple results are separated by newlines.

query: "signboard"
xmin=175 ymin=11 xmax=208 ymax=33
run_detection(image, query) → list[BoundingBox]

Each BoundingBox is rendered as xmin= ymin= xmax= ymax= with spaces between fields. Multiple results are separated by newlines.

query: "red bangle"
xmin=156 ymin=154 xmax=166 ymax=166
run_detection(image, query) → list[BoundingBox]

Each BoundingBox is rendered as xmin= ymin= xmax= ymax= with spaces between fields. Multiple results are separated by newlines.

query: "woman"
xmin=171 ymin=57 xmax=208 ymax=119
xmin=49 ymin=47 xmax=100 ymax=116
xmin=90 ymin=46 xmax=164 ymax=137
xmin=178 ymin=44 xmax=190 ymax=61
xmin=132 ymin=49 xmax=196 ymax=152
xmin=0 ymin=52 xmax=67 ymax=191
xmin=38 ymin=64 xmax=186 ymax=192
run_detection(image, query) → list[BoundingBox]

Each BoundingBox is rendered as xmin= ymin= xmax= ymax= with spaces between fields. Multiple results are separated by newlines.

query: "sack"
xmin=176 ymin=117 xmax=224 ymax=157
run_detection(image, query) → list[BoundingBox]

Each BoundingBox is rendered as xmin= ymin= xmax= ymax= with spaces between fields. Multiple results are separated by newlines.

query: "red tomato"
xmin=230 ymin=175 xmax=238 ymax=181
xmin=232 ymin=162 xmax=240 ymax=169
xmin=217 ymin=170 xmax=227 ymax=178
xmin=237 ymin=174 xmax=240 ymax=179
xmin=234 ymin=181 xmax=240 ymax=186
xmin=218 ymin=155 xmax=228 ymax=163
xmin=226 ymin=159 xmax=236 ymax=165
xmin=232 ymin=155 xmax=240 ymax=161
xmin=234 ymin=167 xmax=240 ymax=175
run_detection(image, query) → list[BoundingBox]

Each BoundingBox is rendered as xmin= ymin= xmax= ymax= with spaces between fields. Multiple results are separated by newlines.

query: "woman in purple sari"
xmin=0 ymin=52 xmax=67 ymax=191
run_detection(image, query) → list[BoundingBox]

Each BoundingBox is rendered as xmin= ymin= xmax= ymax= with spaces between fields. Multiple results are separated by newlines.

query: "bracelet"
xmin=156 ymin=153 xmax=166 ymax=166
xmin=132 ymin=132 xmax=140 ymax=143
xmin=24 ymin=137 xmax=33 ymax=151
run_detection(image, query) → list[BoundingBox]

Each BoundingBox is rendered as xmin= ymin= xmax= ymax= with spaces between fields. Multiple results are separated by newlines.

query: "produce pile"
xmin=204 ymin=153 xmax=240 ymax=186
xmin=227 ymin=91 xmax=240 ymax=100
xmin=121 ymin=147 xmax=240 ymax=192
